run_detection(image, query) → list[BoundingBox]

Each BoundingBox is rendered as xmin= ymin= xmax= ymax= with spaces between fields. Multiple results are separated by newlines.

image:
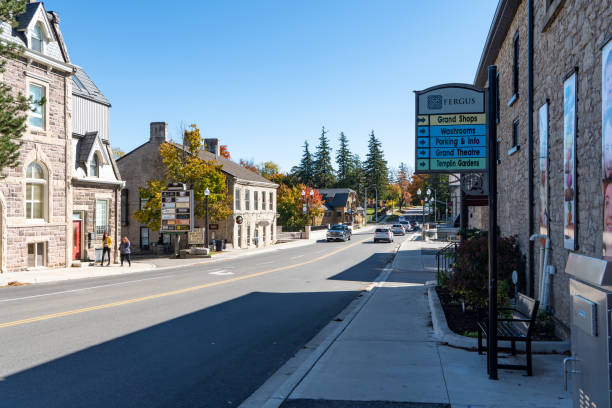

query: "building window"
xmin=72 ymin=75 xmax=86 ymax=92
xmin=254 ymin=191 xmax=259 ymax=211
xmin=27 ymin=242 xmax=46 ymax=267
xmin=512 ymin=119 xmax=519 ymax=148
xmin=121 ymin=189 xmax=128 ymax=226
xmin=29 ymin=84 xmax=45 ymax=129
xmin=89 ymin=153 xmax=99 ymax=177
xmin=495 ymin=72 xmax=500 ymax=123
xmin=31 ymin=24 xmax=43 ymax=53
xmin=245 ymin=189 xmax=250 ymax=211
xmin=140 ymin=197 xmax=149 ymax=210
xmin=336 ymin=211 xmax=342 ymax=217
xmin=235 ymin=188 xmax=241 ymax=211
xmin=95 ymin=200 xmax=108 ymax=235
xmin=247 ymin=225 xmax=251 ymax=246
xmin=26 ymin=162 xmax=46 ymax=220
xmin=512 ymin=32 xmax=519 ymax=97
xmin=254 ymin=226 xmax=259 ymax=246
xmin=262 ymin=191 xmax=266 ymax=211
xmin=140 ymin=227 xmax=149 ymax=249
xmin=269 ymin=192 xmax=273 ymax=211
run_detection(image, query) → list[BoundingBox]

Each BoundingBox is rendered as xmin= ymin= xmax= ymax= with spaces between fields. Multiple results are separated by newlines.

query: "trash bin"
xmin=215 ymin=239 xmax=223 ymax=252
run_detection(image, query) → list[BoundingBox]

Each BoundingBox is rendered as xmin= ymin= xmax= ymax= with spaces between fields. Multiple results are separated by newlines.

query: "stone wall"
xmin=478 ymin=0 xmax=612 ymax=337
xmin=0 ymin=56 xmax=71 ymax=272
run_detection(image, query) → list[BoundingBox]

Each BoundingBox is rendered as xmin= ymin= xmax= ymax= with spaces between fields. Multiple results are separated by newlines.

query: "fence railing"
xmin=436 ymin=242 xmax=457 ymax=276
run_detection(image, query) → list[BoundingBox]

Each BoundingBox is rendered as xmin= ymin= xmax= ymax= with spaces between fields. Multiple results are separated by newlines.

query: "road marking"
xmin=290 ymin=255 xmax=304 ymax=259
xmin=0 ymin=236 xmax=371 ymax=329
xmin=0 ymin=275 xmax=175 ymax=303
xmin=209 ymin=270 xmax=234 ymax=276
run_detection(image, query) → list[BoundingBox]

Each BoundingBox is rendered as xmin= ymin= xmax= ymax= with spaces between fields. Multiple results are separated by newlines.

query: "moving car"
xmin=391 ymin=224 xmax=405 ymax=236
xmin=374 ymin=228 xmax=393 ymax=243
xmin=327 ymin=224 xmax=352 ymax=242
xmin=399 ymin=220 xmax=411 ymax=231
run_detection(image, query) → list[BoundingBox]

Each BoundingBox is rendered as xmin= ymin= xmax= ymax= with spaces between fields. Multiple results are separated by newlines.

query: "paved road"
xmin=0 ymin=229 xmax=413 ymax=407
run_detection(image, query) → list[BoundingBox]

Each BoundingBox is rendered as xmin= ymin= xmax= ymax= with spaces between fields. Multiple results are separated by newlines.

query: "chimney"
xmin=204 ymin=138 xmax=220 ymax=157
xmin=150 ymin=122 xmax=168 ymax=144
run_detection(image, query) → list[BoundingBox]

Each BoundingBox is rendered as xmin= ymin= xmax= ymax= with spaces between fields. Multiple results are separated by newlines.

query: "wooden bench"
xmin=477 ymin=293 xmax=540 ymax=376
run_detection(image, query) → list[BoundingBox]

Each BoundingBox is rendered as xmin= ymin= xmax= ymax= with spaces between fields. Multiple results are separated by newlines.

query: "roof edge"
xmin=474 ymin=0 xmax=521 ymax=86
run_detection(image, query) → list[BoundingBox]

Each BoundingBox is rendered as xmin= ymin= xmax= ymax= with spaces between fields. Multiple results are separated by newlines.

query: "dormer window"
xmin=31 ymin=24 xmax=43 ymax=53
xmin=89 ymin=154 xmax=99 ymax=177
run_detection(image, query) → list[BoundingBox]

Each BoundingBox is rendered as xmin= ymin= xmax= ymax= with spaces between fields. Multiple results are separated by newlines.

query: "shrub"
xmin=447 ymin=235 xmax=525 ymax=308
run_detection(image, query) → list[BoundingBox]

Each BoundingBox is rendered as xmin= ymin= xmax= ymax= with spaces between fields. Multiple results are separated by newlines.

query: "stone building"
xmin=472 ymin=0 xmax=611 ymax=338
xmin=71 ymin=67 xmax=123 ymax=264
xmin=117 ymin=123 xmax=278 ymax=254
xmin=0 ymin=1 xmax=74 ymax=271
xmin=318 ymin=188 xmax=362 ymax=226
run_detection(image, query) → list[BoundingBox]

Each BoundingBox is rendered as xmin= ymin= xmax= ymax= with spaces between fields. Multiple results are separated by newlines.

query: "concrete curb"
xmin=238 ymin=238 xmax=405 ymax=408
xmin=427 ymin=284 xmax=570 ymax=353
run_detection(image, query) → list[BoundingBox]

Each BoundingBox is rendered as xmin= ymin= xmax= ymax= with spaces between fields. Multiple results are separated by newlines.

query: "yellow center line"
xmin=0 ymin=236 xmax=372 ymax=329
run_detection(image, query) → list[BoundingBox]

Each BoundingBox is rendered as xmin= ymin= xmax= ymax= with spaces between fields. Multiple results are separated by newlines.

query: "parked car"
xmin=374 ymin=228 xmax=393 ymax=243
xmin=391 ymin=224 xmax=405 ymax=236
xmin=399 ymin=220 xmax=411 ymax=231
xmin=327 ymin=224 xmax=352 ymax=242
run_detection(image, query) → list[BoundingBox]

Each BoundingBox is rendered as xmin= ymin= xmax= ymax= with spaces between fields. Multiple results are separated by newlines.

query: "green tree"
xmin=297 ymin=140 xmax=314 ymax=185
xmin=313 ymin=126 xmax=335 ymax=188
xmin=364 ymin=130 xmax=388 ymax=199
xmin=134 ymin=124 xmax=232 ymax=230
xmin=0 ymin=0 xmax=31 ymax=176
xmin=335 ymin=132 xmax=352 ymax=186
xmin=112 ymin=147 xmax=125 ymax=160
xmin=259 ymin=161 xmax=280 ymax=179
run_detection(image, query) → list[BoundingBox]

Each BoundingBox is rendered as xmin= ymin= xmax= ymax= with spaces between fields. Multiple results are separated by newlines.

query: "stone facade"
xmin=118 ymin=122 xmax=279 ymax=254
xmin=473 ymin=0 xmax=612 ymax=338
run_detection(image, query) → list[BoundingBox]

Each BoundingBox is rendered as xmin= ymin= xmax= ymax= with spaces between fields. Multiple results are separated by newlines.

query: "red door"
xmin=72 ymin=220 xmax=81 ymax=260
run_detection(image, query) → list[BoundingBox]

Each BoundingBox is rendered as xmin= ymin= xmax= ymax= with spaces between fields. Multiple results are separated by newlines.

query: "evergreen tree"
xmin=351 ymin=154 xmax=366 ymax=203
xmin=335 ymin=132 xmax=351 ymax=186
xmin=313 ymin=126 xmax=336 ymax=188
xmin=364 ymin=130 xmax=388 ymax=198
xmin=297 ymin=140 xmax=314 ymax=186
xmin=0 ymin=1 xmax=30 ymax=177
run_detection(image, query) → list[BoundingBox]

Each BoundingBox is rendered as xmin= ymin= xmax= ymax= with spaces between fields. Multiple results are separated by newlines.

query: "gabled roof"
xmin=15 ymin=2 xmax=40 ymax=31
xmin=169 ymin=142 xmax=278 ymax=186
xmin=319 ymin=188 xmax=355 ymax=208
xmin=72 ymin=66 xmax=111 ymax=106
xmin=74 ymin=131 xmax=99 ymax=165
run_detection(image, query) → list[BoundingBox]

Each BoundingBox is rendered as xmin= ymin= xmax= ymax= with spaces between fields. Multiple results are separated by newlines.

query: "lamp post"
xmin=204 ymin=187 xmax=210 ymax=248
xmin=417 ymin=188 xmax=424 ymax=239
xmin=301 ymin=188 xmax=314 ymax=226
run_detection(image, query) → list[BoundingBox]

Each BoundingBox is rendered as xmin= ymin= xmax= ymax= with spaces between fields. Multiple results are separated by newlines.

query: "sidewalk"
xmin=0 ymin=225 xmax=378 ymax=286
xmin=276 ymin=239 xmax=572 ymax=408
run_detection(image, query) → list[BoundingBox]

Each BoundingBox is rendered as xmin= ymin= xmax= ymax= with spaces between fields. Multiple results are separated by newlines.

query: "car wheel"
xmin=327 ymin=239 xmax=331 ymax=242
xmin=374 ymin=239 xmax=378 ymax=243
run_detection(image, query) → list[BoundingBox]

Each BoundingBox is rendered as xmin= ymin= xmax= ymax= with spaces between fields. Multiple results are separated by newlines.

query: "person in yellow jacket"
xmin=101 ymin=231 xmax=112 ymax=266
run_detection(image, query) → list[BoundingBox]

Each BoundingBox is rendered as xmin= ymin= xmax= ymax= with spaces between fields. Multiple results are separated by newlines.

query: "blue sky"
xmin=47 ymin=0 xmax=497 ymax=173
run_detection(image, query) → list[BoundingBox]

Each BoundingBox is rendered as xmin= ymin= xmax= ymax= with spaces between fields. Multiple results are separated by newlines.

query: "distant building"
xmin=117 ymin=123 xmax=278 ymax=253
xmin=318 ymin=188 xmax=362 ymax=226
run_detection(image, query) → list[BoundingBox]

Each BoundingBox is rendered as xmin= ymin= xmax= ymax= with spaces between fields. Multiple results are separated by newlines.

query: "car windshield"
xmin=392 ymin=225 xmax=401 ymax=228
xmin=375 ymin=228 xmax=389 ymax=233
xmin=330 ymin=225 xmax=344 ymax=230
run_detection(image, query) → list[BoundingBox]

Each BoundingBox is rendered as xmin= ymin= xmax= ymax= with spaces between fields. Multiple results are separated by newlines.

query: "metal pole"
xmin=365 ymin=188 xmax=368 ymax=224
xmin=205 ymin=195 xmax=210 ymax=248
xmin=434 ymin=190 xmax=437 ymax=223
xmin=307 ymin=197 xmax=310 ymax=226
xmin=487 ymin=65 xmax=499 ymax=380
xmin=375 ymin=188 xmax=378 ymax=223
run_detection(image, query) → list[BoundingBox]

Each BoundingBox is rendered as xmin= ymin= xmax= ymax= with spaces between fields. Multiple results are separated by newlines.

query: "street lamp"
xmin=417 ymin=188 xmax=425 ymax=239
xmin=204 ymin=187 xmax=210 ymax=248
xmin=301 ymin=189 xmax=314 ymax=226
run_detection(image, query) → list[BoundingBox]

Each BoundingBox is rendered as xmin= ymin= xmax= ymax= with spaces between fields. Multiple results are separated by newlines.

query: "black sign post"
xmin=486 ymin=65 xmax=499 ymax=380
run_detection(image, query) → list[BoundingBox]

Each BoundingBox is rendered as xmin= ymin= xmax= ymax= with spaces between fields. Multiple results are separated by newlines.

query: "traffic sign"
xmin=414 ymin=84 xmax=487 ymax=174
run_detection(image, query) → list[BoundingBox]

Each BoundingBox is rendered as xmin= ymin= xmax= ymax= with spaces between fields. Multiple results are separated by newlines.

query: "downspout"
xmin=527 ymin=0 xmax=535 ymax=297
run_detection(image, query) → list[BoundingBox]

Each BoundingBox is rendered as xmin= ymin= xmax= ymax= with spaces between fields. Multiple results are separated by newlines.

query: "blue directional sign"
xmin=414 ymin=84 xmax=487 ymax=174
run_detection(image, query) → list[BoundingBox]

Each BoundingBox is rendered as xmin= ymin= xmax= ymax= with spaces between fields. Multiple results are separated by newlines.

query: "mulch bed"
xmin=435 ymin=286 xmax=479 ymax=335
xmin=435 ymin=286 xmax=560 ymax=341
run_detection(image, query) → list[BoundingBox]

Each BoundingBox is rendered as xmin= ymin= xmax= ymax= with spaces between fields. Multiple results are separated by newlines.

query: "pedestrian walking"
xmin=101 ymin=231 xmax=112 ymax=266
xmin=119 ymin=236 xmax=131 ymax=267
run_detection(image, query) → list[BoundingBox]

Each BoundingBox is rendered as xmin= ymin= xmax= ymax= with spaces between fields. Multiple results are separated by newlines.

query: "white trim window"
xmin=27 ymin=242 xmax=46 ymax=267
xmin=245 ymin=189 xmax=250 ymax=211
xmin=269 ymin=192 xmax=273 ymax=211
xmin=235 ymin=188 xmax=241 ymax=211
xmin=262 ymin=191 xmax=266 ymax=211
xmin=95 ymin=199 xmax=108 ymax=235
xmin=254 ymin=191 xmax=259 ymax=211
xmin=29 ymin=84 xmax=45 ymax=129
xmin=26 ymin=162 xmax=46 ymax=220
xmin=31 ymin=24 xmax=43 ymax=53
xmin=90 ymin=153 xmax=100 ymax=177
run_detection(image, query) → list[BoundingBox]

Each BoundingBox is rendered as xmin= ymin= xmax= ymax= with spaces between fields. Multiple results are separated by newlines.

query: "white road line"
xmin=209 ymin=271 xmax=235 ymax=276
xmin=0 ymin=275 xmax=175 ymax=303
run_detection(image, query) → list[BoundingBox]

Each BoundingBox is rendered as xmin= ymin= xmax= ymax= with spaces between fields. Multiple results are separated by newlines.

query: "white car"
xmin=374 ymin=228 xmax=393 ymax=243
xmin=390 ymin=224 xmax=405 ymax=236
